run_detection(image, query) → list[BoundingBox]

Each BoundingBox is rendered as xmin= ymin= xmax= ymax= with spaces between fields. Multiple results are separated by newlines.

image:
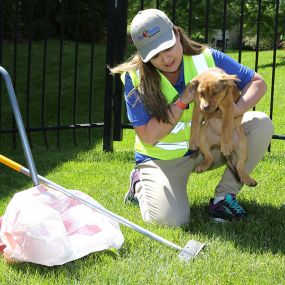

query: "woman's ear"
xmin=173 ymin=26 xmax=180 ymax=41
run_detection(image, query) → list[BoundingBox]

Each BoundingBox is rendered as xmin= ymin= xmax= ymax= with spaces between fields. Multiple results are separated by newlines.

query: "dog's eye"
xmin=211 ymin=89 xmax=219 ymax=96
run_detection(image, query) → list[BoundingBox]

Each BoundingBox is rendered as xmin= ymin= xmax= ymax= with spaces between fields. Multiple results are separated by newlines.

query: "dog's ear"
xmin=220 ymin=74 xmax=240 ymax=82
xmin=220 ymin=74 xmax=240 ymax=88
xmin=231 ymin=85 xmax=241 ymax=103
xmin=184 ymin=79 xmax=199 ymax=102
xmin=184 ymin=79 xmax=199 ymax=94
xmin=189 ymin=79 xmax=199 ymax=90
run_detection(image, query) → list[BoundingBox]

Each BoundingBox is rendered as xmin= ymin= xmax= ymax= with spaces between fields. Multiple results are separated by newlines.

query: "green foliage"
xmin=190 ymin=32 xmax=205 ymax=43
xmin=52 ymin=0 xmax=107 ymax=42
xmin=243 ymin=0 xmax=284 ymax=49
xmin=243 ymin=35 xmax=273 ymax=50
xmin=2 ymin=0 xmax=14 ymax=39
xmin=2 ymin=0 xmax=285 ymax=49
xmin=4 ymin=0 xmax=107 ymax=42
xmin=127 ymin=0 xmax=285 ymax=49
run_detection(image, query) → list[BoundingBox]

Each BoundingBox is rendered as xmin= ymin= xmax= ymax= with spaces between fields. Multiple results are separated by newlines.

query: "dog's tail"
xmin=224 ymin=155 xmax=241 ymax=182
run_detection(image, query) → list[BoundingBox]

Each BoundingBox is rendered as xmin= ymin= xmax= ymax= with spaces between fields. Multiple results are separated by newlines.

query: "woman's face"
xmin=149 ymin=30 xmax=183 ymax=73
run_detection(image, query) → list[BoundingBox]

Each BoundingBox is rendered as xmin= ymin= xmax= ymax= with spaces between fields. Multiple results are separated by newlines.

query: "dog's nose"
xmin=203 ymin=104 xmax=210 ymax=111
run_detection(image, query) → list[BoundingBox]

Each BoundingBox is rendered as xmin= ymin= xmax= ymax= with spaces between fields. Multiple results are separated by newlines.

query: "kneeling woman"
xmin=110 ymin=9 xmax=273 ymax=225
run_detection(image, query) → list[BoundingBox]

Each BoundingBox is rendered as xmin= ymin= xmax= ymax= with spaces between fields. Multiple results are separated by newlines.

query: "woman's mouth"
xmin=165 ymin=60 xmax=175 ymax=68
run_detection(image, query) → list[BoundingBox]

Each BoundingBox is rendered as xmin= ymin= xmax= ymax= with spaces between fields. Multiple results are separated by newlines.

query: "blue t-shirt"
xmin=124 ymin=48 xmax=255 ymax=163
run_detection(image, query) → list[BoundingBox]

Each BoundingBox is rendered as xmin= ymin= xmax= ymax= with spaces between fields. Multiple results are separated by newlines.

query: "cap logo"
xmin=137 ymin=25 xmax=160 ymax=40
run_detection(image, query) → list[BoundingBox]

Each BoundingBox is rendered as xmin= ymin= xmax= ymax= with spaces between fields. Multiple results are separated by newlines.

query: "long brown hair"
xmin=110 ymin=26 xmax=206 ymax=123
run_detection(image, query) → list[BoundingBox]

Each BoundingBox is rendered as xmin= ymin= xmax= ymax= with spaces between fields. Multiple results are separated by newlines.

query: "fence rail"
xmin=0 ymin=0 xmax=284 ymax=152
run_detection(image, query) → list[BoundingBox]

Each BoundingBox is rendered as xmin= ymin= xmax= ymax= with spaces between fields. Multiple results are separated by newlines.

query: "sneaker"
xmin=208 ymin=193 xmax=246 ymax=222
xmin=124 ymin=168 xmax=140 ymax=204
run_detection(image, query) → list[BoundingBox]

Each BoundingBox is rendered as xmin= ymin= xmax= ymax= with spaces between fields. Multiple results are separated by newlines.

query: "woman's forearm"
xmin=235 ymin=72 xmax=267 ymax=117
xmin=135 ymin=85 xmax=195 ymax=145
xmin=135 ymin=103 xmax=186 ymax=144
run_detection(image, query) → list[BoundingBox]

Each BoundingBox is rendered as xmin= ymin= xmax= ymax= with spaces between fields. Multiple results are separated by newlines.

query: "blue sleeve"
xmin=210 ymin=48 xmax=255 ymax=90
xmin=124 ymin=73 xmax=151 ymax=127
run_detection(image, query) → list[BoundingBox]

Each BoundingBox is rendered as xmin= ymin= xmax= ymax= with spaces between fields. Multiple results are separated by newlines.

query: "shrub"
xmin=242 ymin=35 xmax=273 ymax=50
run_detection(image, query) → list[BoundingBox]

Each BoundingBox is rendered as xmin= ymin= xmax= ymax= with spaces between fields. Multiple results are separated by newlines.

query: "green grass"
xmin=1 ymin=40 xmax=107 ymax=148
xmin=0 ymin=43 xmax=285 ymax=284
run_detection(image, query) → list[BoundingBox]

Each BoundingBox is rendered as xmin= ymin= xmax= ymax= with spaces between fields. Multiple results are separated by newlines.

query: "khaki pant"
xmin=134 ymin=111 xmax=274 ymax=226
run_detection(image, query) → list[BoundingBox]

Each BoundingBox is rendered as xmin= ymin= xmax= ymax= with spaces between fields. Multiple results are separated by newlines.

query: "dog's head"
xmin=190 ymin=67 xmax=240 ymax=112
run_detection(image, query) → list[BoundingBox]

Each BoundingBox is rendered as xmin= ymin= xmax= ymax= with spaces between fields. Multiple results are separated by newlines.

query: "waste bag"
xmin=0 ymin=185 xmax=124 ymax=266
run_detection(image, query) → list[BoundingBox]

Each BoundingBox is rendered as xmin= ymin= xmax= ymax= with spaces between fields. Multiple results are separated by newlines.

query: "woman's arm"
xmin=135 ymin=87 xmax=194 ymax=145
xmin=234 ymin=72 xmax=267 ymax=117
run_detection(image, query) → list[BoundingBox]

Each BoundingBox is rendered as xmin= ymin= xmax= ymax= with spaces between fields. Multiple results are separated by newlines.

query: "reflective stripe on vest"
xmin=122 ymin=48 xmax=215 ymax=160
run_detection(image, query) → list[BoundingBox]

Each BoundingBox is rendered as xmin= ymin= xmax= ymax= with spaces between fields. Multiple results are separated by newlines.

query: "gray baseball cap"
xmin=131 ymin=9 xmax=176 ymax=62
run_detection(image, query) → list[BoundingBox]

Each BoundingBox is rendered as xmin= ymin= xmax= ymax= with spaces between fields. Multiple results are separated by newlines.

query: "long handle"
xmin=0 ymin=66 xmax=39 ymax=185
xmin=0 ymin=154 xmax=192 ymax=255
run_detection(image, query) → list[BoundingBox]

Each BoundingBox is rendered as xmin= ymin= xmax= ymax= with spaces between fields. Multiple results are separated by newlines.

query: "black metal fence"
xmin=0 ymin=0 xmax=284 ymax=152
xmin=0 ymin=0 xmax=106 ymax=148
xmin=104 ymin=0 xmax=285 ymax=151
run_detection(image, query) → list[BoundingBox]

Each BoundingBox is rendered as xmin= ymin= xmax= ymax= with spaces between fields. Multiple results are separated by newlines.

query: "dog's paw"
xmin=240 ymin=176 xmax=258 ymax=187
xmin=221 ymin=141 xmax=233 ymax=156
xmin=195 ymin=161 xmax=212 ymax=172
xmin=189 ymin=139 xmax=199 ymax=151
xmin=195 ymin=165 xmax=205 ymax=173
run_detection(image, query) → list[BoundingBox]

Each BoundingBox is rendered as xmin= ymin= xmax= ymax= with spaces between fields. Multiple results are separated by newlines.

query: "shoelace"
xmin=228 ymin=199 xmax=245 ymax=214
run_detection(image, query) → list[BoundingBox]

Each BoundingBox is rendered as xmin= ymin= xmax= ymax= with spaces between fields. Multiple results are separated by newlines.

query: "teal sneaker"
xmin=124 ymin=168 xmax=140 ymax=205
xmin=208 ymin=193 xmax=246 ymax=222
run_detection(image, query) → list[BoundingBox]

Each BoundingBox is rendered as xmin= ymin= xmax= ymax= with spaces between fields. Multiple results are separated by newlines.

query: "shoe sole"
xmin=211 ymin=217 xmax=228 ymax=223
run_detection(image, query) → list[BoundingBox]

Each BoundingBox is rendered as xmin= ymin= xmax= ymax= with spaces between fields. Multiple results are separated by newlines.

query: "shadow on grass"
xmin=258 ymin=60 xmax=285 ymax=69
xmin=4 ymin=249 xmax=119 ymax=277
xmin=0 ymin=129 xmax=134 ymax=200
xmin=184 ymin=201 xmax=285 ymax=254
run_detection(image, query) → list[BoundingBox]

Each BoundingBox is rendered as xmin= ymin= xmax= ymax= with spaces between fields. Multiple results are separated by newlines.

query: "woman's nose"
xmin=160 ymin=53 xmax=171 ymax=64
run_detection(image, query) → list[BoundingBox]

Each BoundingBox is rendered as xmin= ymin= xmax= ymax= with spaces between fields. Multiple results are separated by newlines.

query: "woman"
xmin=110 ymin=9 xmax=273 ymax=225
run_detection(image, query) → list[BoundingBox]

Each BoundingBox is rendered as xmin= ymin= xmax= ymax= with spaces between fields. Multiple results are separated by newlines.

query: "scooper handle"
xmin=0 ymin=155 xmax=22 ymax=172
xmin=0 ymin=66 xmax=39 ymax=185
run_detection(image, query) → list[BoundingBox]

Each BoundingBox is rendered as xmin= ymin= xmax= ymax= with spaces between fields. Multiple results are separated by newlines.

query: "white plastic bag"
xmin=0 ymin=185 xmax=124 ymax=266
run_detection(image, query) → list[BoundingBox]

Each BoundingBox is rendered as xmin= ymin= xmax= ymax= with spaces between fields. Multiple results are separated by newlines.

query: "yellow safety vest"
xmin=121 ymin=48 xmax=215 ymax=160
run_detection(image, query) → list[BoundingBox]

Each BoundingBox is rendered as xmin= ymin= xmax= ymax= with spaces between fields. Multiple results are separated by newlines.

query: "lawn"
xmin=0 ymin=42 xmax=285 ymax=284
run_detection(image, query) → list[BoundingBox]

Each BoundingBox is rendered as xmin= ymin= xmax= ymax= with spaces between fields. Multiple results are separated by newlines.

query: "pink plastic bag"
xmin=0 ymin=217 xmax=5 ymax=253
xmin=0 ymin=185 xmax=124 ymax=266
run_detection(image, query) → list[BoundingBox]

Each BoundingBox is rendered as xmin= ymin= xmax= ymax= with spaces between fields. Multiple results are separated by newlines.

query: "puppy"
xmin=189 ymin=67 xmax=257 ymax=187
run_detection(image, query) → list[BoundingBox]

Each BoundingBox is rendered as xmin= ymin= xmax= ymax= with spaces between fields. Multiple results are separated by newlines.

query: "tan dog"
xmin=188 ymin=67 xmax=257 ymax=187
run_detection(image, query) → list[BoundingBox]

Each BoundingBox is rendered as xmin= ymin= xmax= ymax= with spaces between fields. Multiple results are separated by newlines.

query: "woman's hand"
xmin=180 ymin=81 xmax=196 ymax=105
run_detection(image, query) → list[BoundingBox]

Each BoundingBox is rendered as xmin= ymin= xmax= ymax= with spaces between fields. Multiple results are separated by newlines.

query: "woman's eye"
xmin=164 ymin=47 xmax=172 ymax=52
xmin=152 ymin=46 xmax=173 ymax=60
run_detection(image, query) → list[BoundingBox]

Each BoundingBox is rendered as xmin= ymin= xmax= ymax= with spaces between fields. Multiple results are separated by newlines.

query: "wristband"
xmin=174 ymin=98 xmax=188 ymax=110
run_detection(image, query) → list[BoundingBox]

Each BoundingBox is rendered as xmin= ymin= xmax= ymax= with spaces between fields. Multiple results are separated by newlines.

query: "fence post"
xmin=103 ymin=0 xmax=128 ymax=150
xmin=103 ymin=0 xmax=116 ymax=151
xmin=113 ymin=0 xmax=128 ymax=141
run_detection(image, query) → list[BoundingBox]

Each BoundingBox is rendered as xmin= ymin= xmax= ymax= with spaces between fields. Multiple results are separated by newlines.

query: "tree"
xmin=127 ymin=0 xmax=285 ymax=50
